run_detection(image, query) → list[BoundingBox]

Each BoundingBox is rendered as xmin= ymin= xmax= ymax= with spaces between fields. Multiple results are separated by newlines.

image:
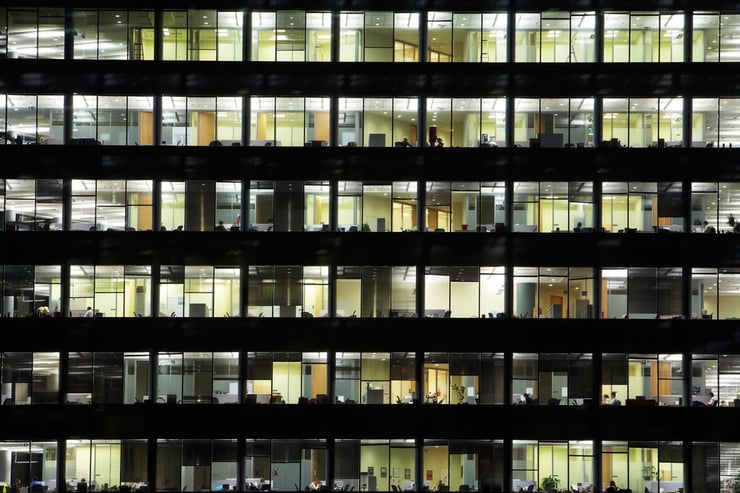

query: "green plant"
xmin=729 ymin=474 xmax=740 ymax=493
xmin=450 ymin=383 xmax=466 ymax=404
xmin=541 ymin=475 xmax=560 ymax=492
xmin=642 ymin=465 xmax=657 ymax=481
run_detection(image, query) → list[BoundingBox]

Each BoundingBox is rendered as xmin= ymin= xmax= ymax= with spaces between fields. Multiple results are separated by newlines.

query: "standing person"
xmin=29 ymin=477 xmax=43 ymax=493
xmin=10 ymin=478 xmax=22 ymax=493
xmin=608 ymin=391 xmax=621 ymax=406
xmin=708 ymin=391 xmax=718 ymax=407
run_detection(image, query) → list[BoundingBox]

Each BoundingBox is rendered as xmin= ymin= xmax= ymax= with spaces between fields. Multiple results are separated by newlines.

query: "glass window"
xmin=5 ymin=8 xmax=64 ymax=59
xmin=515 ymin=12 xmax=596 ymax=63
xmin=161 ymin=96 xmax=242 ymax=146
xmin=159 ymin=180 xmax=239 ymax=231
xmin=159 ymin=265 xmax=184 ymax=317
xmin=71 ymin=179 xmax=153 ymax=231
xmin=602 ymin=97 xmax=683 ymax=148
xmin=510 ymin=266 xmax=593 ymax=320
xmin=2 ymin=179 xmax=62 ymax=231
xmin=251 ymin=11 xmax=331 ymax=62
xmin=163 ymin=10 xmax=243 ymax=61
xmin=604 ymin=12 xmax=684 ymax=63
xmin=691 ymin=268 xmax=717 ymax=319
xmin=692 ymin=98 xmax=740 ymax=148
xmin=212 ymin=351 xmax=239 ymax=404
xmin=600 ymin=441 xmax=628 ymax=491
xmin=245 ymin=351 xmax=297 ymax=405
xmin=338 ymin=12 xmax=420 ymax=62
xmin=694 ymin=13 xmax=740 ymax=62
xmin=1 ymin=265 xmax=61 ymax=318
xmin=656 ymin=354 xmax=685 ymax=406
xmin=184 ymin=266 xmax=240 ymax=318
xmin=426 ymin=12 xmax=507 ymax=63
xmin=247 ymin=266 xmax=300 ymax=318
xmin=243 ymin=439 xmax=270 ymax=489
xmin=67 ymin=353 xmax=128 ymax=405
xmin=246 ymin=180 xmax=274 ymax=231
xmin=363 ymin=97 xmax=419 ymax=148
xmin=160 ymin=181 xmax=185 ymax=231
xmin=425 ymin=182 xmax=451 ymax=232
xmin=157 ymin=439 xmax=232 ymax=491
xmin=335 ymin=352 xmax=361 ymax=405
xmin=0 ymin=440 xmax=58 ymax=489
xmin=124 ymin=352 xmax=151 ymax=404
xmin=249 ymin=97 xmax=330 ymax=147
xmin=156 ymin=352 xmax=184 ymax=404
xmin=73 ymin=10 xmax=156 ymax=60
xmin=690 ymin=354 xmax=719 ymax=406
xmin=68 ymin=265 xmax=151 ymax=318
xmin=72 ymin=95 xmax=155 ymax=145
xmin=427 ymin=98 xmax=508 ymax=148
xmin=182 ymin=352 xmax=216 ymax=403
xmin=602 ymin=182 xmax=683 ymax=233
xmin=511 ymin=440 xmax=538 ymax=491
xmin=2 ymin=94 xmax=64 ymax=145
xmin=600 ymin=267 xmax=683 ymax=319
xmin=513 ymin=98 xmax=595 ymax=148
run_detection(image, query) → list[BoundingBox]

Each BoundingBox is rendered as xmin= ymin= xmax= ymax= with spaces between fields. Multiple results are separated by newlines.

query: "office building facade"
xmin=1 ymin=1 xmax=740 ymax=492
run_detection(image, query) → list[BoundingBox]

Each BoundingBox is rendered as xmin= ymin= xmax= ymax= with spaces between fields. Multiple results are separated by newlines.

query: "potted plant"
xmin=541 ymin=475 xmax=560 ymax=492
xmin=450 ymin=383 xmax=466 ymax=404
xmin=642 ymin=465 xmax=657 ymax=481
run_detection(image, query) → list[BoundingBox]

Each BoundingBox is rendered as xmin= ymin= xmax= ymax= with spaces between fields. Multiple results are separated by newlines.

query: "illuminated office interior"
xmin=1 ymin=3 xmax=740 ymax=493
